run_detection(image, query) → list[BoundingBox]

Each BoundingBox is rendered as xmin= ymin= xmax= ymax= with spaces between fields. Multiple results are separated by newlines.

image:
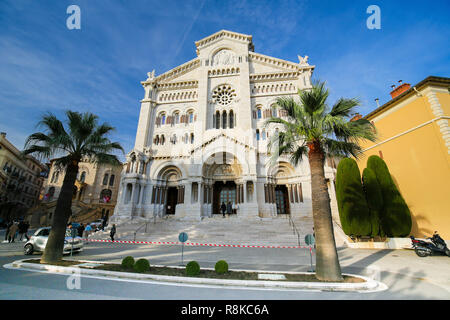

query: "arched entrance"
xmin=202 ymin=152 xmax=242 ymax=215
xmin=154 ymin=165 xmax=184 ymax=215
xmin=269 ymin=161 xmax=296 ymax=215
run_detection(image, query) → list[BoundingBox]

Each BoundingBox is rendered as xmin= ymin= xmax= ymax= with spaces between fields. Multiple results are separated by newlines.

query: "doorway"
xmin=213 ymin=181 xmax=236 ymax=214
xmin=166 ymin=187 xmax=178 ymax=215
xmin=275 ymin=185 xmax=290 ymax=215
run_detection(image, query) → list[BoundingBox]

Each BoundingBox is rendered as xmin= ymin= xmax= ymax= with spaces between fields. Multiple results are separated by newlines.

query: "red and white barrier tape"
xmin=82 ymin=238 xmax=315 ymax=251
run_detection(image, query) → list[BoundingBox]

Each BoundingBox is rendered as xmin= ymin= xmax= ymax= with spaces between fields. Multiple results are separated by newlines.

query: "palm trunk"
xmin=308 ymin=141 xmax=343 ymax=281
xmin=40 ymin=161 xmax=78 ymax=264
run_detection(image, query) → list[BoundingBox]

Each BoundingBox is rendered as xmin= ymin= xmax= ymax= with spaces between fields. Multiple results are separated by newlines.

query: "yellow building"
xmin=0 ymin=132 xmax=47 ymax=222
xmin=357 ymin=76 xmax=450 ymax=239
xmin=29 ymin=158 xmax=123 ymax=227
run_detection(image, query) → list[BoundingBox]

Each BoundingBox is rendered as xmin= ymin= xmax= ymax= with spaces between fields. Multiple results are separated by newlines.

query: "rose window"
xmin=212 ymin=85 xmax=236 ymax=106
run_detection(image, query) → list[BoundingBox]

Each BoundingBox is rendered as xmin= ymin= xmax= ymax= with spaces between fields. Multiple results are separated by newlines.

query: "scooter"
xmin=410 ymin=231 xmax=450 ymax=257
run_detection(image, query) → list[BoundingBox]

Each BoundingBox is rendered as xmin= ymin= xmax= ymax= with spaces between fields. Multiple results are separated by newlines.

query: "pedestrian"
xmin=110 ymin=224 xmax=116 ymax=242
xmin=4 ymin=220 xmax=12 ymax=242
xmin=83 ymin=224 xmax=92 ymax=242
xmin=77 ymin=223 xmax=85 ymax=237
xmin=7 ymin=221 xmax=19 ymax=243
xmin=22 ymin=221 xmax=30 ymax=241
xmin=101 ymin=218 xmax=107 ymax=231
xmin=226 ymin=201 xmax=232 ymax=216
xmin=18 ymin=220 xmax=29 ymax=241
xmin=221 ymin=202 xmax=226 ymax=218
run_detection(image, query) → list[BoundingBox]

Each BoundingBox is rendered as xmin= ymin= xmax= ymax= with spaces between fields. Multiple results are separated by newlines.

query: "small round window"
xmin=212 ymin=84 xmax=236 ymax=106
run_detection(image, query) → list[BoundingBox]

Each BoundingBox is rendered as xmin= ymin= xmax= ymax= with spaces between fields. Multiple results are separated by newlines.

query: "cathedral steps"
xmin=90 ymin=215 xmax=321 ymax=247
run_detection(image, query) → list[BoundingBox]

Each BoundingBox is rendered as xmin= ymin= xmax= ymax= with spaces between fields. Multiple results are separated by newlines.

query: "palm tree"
xmin=265 ymin=81 xmax=377 ymax=281
xmin=23 ymin=111 xmax=124 ymax=263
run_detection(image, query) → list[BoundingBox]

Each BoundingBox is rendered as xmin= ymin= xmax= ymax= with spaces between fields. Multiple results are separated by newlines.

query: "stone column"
xmin=138 ymin=184 xmax=144 ymax=205
xmin=130 ymin=182 xmax=136 ymax=204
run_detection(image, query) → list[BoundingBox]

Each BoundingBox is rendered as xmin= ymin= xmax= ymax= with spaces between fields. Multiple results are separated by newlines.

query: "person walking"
xmin=18 ymin=220 xmax=30 ymax=241
xmin=221 ymin=202 xmax=226 ymax=218
xmin=23 ymin=221 xmax=30 ymax=241
xmin=4 ymin=220 xmax=12 ymax=242
xmin=110 ymin=224 xmax=116 ymax=242
xmin=7 ymin=221 xmax=19 ymax=243
xmin=77 ymin=223 xmax=85 ymax=237
xmin=226 ymin=201 xmax=232 ymax=216
xmin=83 ymin=223 xmax=92 ymax=242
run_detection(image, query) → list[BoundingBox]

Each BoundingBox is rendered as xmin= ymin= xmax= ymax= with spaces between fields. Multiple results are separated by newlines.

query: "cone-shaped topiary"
xmin=367 ymin=155 xmax=412 ymax=237
xmin=362 ymin=167 xmax=384 ymax=237
xmin=121 ymin=256 xmax=135 ymax=269
xmin=335 ymin=158 xmax=372 ymax=237
xmin=215 ymin=260 xmax=229 ymax=274
xmin=185 ymin=261 xmax=200 ymax=276
xmin=133 ymin=259 xmax=150 ymax=273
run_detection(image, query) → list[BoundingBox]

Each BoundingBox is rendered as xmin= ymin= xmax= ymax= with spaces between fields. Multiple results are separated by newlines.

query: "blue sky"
xmin=1 ymin=0 xmax=449 ymax=161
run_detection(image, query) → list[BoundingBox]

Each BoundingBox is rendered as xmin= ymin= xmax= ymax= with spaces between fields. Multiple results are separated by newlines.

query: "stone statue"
xmin=147 ymin=69 xmax=156 ymax=80
xmin=297 ymin=55 xmax=309 ymax=66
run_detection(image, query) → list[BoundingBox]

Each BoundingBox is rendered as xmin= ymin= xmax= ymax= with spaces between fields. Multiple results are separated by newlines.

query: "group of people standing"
xmin=68 ymin=221 xmax=116 ymax=242
xmin=220 ymin=201 xmax=236 ymax=218
xmin=4 ymin=220 xmax=30 ymax=243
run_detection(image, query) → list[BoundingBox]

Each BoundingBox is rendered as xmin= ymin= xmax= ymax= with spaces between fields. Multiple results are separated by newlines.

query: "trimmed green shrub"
xmin=121 ymin=256 xmax=135 ymax=269
xmin=185 ymin=261 xmax=200 ymax=276
xmin=215 ymin=260 xmax=229 ymax=274
xmin=362 ymin=168 xmax=383 ymax=237
xmin=133 ymin=259 xmax=150 ymax=273
xmin=367 ymin=155 xmax=412 ymax=237
xmin=335 ymin=158 xmax=371 ymax=237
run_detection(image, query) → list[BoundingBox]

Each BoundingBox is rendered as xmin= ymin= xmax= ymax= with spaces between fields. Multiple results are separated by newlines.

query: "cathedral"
xmin=113 ymin=30 xmax=338 ymax=221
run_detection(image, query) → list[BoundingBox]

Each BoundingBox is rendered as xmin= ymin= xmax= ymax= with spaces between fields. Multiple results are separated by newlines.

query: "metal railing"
xmin=133 ymin=222 xmax=149 ymax=241
xmin=287 ymin=213 xmax=301 ymax=246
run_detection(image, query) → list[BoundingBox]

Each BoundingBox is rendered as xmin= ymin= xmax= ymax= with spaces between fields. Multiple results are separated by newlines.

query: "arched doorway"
xmin=202 ymin=152 xmax=242 ymax=215
xmin=269 ymin=161 xmax=296 ymax=215
xmin=155 ymin=165 xmax=184 ymax=215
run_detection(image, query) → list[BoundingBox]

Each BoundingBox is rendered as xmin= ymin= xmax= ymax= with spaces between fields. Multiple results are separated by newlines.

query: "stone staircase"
xmin=90 ymin=214 xmax=324 ymax=247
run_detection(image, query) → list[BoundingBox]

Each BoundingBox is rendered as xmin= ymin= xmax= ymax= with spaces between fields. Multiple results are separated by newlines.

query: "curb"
xmin=5 ymin=259 xmax=387 ymax=293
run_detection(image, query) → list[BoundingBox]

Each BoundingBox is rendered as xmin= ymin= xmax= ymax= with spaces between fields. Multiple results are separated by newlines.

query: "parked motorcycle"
xmin=410 ymin=231 xmax=450 ymax=257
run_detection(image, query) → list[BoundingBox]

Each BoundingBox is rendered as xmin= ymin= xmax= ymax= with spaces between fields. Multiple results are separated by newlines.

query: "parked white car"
xmin=23 ymin=227 xmax=84 ymax=255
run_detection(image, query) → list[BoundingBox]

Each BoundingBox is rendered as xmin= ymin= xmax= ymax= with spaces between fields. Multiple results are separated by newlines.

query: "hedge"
xmin=367 ymin=155 xmax=412 ymax=237
xmin=362 ymin=167 xmax=383 ymax=237
xmin=134 ymin=259 xmax=150 ymax=273
xmin=121 ymin=256 xmax=135 ymax=269
xmin=336 ymin=158 xmax=371 ymax=237
xmin=186 ymin=261 xmax=200 ymax=276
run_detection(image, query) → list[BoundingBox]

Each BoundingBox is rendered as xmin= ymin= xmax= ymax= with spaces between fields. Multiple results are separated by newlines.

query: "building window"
xmin=256 ymin=129 xmax=260 ymax=141
xmin=215 ymin=111 xmax=220 ymax=129
xmin=174 ymin=112 xmax=180 ymax=124
xmin=162 ymin=114 xmax=166 ymax=125
xmin=189 ymin=112 xmax=194 ymax=123
xmin=222 ymin=111 xmax=227 ymax=129
xmin=171 ymin=134 xmax=177 ymax=144
xmin=80 ymin=171 xmax=86 ymax=182
xmin=212 ymin=84 xmax=236 ymax=106
xmin=271 ymin=105 xmax=277 ymax=117
xmin=190 ymin=133 xmax=194 ymax=144
xmin=102 ymin=173 xmax=109 ymax=185
xmin=257 ymin=108 xmax=262 ymax=119
xmin=229 ymin=110 xmax=234 ymax=129
xmin=109 ymin=174 xmax=115 ymax=186
xmin=100 ymin=189 xmax=112 ymax=203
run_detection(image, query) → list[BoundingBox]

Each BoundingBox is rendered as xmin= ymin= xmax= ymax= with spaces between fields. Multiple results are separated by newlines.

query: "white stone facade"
xmin=114 ymin=30 xmax=338 ymax=221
